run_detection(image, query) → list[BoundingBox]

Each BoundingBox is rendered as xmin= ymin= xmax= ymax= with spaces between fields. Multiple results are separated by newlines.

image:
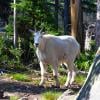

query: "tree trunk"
xmin=55 ymin=0 xmax=59 ymax=30
xmin=13 ymin=0 xmax=17 ymax=48
xmin=70 ymin=0 xmax=84 ymax=51
xmin=70 ymin=0 xmax=78 ymax=38
xmin=96 ymin=0 xmax=100 ymax=48
xmin=77 ymin=0 xmax=84 ymax=51
xmin=64 ymin=0 xmax=70 ymax=35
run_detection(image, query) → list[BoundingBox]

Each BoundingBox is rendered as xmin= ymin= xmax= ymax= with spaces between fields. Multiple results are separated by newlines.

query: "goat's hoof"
xmin=39 ymin=83 xmax=44 ymax=88
xmin=51 ymin=85 xmax=60 ymax=88
xmin=64 ymin=83 xmax=70 ymax=87
xmin=39 ymin=82 xmax=44 ymax=86
xmin=62 ymin=85 xmax=69 ymax=89
xmin=38 ymin=84 xmax=44 ymax=88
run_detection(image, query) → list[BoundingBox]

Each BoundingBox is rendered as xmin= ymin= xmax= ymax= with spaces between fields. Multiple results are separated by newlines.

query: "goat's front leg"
xmin=39 ymin=61 xmax=45 ymax=86
xmin=52 ymin=63 xmax=60 ymax=87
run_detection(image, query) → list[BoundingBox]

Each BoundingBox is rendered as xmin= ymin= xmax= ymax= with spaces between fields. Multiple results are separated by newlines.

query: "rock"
xmin=0 ymin=91 xmax=10 ymax=99
xmin=58 ymin=89 xmax=76 ymax=100
xmin=76 ymin=53 xmax=100 ymax=100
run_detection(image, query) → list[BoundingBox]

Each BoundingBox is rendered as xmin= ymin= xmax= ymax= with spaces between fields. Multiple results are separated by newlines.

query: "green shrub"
xmin=75 ymin=74 xmax=86 ymax=85
xmin=75 ymin=51 xmax=95 ymax=71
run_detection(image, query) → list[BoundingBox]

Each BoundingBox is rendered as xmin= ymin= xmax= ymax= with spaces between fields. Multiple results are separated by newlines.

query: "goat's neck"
xmin=38 ymin=36 xmax=46 ymax=51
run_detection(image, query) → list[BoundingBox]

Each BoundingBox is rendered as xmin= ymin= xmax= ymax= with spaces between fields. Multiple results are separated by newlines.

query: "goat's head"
xmin=29 ymin=28 xmax=44 ymax=48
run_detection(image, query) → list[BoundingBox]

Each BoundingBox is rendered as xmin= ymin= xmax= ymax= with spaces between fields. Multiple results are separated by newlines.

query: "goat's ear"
xmin=29 ymin=29 xmax=34 ymax=33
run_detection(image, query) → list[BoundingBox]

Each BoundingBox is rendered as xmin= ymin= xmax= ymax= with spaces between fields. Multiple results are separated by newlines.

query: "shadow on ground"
xmin=0 ymin=81 xmax=66 ymax=94
xmin=0 ymin=79 xmax=81 ymax=94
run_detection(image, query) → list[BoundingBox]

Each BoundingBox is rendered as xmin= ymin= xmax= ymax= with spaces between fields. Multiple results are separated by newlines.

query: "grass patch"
xmin=59 ymin=74 xmax=86 ymax=86
xmin=11 ymin=73 xmax=32 ymax=82
xmin=75 ymin=74 xmax=86 ymax=85
xmin=42 ymin=91 xmax=62 ymax=100
xmin=59 ymin=75 xmax=66 ymax=85
xmin=58 ymin=67 xmax=67 ymax=75
xmin=10 ymin=96 xmax=19 ymax=100
xmin=32 ymin=78 xmax=40 ymax=85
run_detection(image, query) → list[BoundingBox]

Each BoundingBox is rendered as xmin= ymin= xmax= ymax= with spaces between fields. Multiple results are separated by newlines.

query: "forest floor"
xmin=0 ymin=77 xmax=81 ymax=100
xmin=0 ymin=70 xmax=83 ymax=100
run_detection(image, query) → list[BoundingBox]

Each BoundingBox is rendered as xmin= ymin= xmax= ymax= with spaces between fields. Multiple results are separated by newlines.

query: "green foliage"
xmin=75 ymin=51 xmax=95 ymax=71
xmin=42 ymin=91 xmax=62 ymax=100
xmin=10 ymin=96 xmax=19 ymax=100
xmin=5 ymin=15 xmax=13 ymax=37
xmin=59 ymin=75 xmax=66 ymax=85
xmin=59 ymin=74 xmax=86 ymax=86
xmin=11 ymin=73 xmax=31 ymax=82
xmin=3 ymin=0 xmax=58 ymax=69
xmin=75 ymin=74 xmax=86 ymax=85
xmin=11 ymin=0 xmax=56 ymax=37
xmin=82 ymin=0 xmax=96 ymax=12
xmin=0 ymin=35 xmax=28 ymax=72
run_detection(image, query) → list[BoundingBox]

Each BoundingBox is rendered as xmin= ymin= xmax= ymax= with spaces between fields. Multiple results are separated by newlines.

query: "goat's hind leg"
xmin=64 ymin=71 xmax=72 ymax=87
xmin=52 ymin=63 xmax=60 ymax=88
xmin=64 ymin=62 xmax=76 ymax=87
xmin=61 ymin=63 xmax=71 ymax=87
xmin=70 ymin=70 xmax=76 ymax=85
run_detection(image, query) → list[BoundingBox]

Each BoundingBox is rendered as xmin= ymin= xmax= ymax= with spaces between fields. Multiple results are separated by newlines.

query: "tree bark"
xmin=64 ymin=0 xmax=70 ymax=35
xmin=70 ymin=0 xmax=84 ymax=51
xmin=77 ymin=0 xmax=84 ymax=51
xmin=70 ymin=0 xmax=78 ymax=38
xmin=13 ymin=0 xmax=17 ymax=48
xmin=55 ymin=0 xmax=59 ymax=30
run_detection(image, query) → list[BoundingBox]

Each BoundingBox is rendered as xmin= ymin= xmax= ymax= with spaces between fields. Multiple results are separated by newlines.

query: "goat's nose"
xmin=35 ymin=43 xmax=39 ymax=47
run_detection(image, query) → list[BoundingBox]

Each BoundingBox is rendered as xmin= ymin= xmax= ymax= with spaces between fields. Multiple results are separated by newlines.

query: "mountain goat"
xmin=30 ymin=29 xmax=80 ymax=87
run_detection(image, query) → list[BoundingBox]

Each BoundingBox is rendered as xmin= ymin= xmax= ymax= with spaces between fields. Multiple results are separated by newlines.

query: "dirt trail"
xmin=0 ymin=76 xmax=81 ymax=100
xmin=0 ymin=77 xmax=67 ymax=100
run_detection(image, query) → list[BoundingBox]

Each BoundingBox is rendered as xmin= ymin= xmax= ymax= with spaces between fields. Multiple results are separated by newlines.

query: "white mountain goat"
xmin=30 ymin=29 xmax=80 ymax=87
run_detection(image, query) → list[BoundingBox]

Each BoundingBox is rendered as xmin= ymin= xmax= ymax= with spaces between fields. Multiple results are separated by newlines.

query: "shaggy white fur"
xmin=33 ymin=31 xmax=80 ymax=87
